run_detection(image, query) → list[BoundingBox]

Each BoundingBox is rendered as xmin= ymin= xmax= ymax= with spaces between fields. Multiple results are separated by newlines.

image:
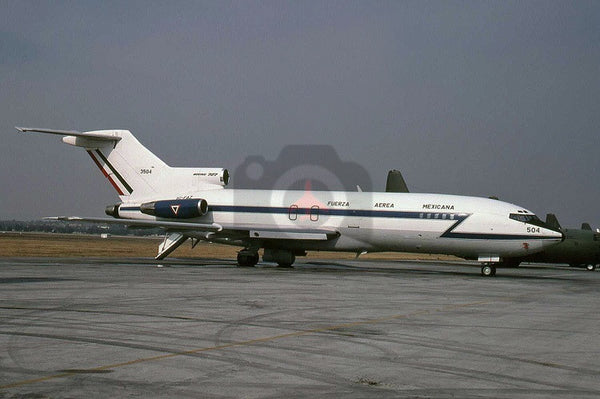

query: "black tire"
xmin=277 ymin=254 xmax=295 ymax=268
xmin=481 ymin=265 xmax=496 ymax=277
xmin=586 ymin=264 xmax=596 ymax=271
xmin=237 ymin=251 xmax=259 ymax=267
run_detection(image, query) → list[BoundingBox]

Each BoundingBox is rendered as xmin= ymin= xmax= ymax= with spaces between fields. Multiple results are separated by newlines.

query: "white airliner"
xmin=16 ymin=127 xmax=563 ymax=276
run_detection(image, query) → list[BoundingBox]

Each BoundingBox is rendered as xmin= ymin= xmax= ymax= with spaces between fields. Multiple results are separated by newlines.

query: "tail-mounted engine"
xmin=105 ymin=204 xmax=121 ymax=218
xmin=194 ymin=168 xmax=229 ymax=186
xmin=140 ymin=198 xmax=209 ymax=219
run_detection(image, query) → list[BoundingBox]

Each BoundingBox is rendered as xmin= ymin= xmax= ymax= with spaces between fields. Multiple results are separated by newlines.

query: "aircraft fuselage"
xmin=116 ymin=189 xmax=563 ymax=260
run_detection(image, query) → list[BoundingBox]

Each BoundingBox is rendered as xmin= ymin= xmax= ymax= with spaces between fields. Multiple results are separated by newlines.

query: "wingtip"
xmin=43 ymin=216 xmax=75 ymax=221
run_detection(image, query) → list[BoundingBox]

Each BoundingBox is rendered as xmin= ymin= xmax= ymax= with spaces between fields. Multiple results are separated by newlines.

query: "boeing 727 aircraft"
xmin=16 ymin=127 xmax=563 ymax=276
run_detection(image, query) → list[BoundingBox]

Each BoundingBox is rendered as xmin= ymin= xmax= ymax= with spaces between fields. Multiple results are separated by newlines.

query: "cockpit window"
xmin=509 ymin=213 xmax=546 ymax=228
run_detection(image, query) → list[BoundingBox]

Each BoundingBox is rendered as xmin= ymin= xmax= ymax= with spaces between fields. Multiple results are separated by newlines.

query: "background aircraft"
xmin=385 ymin=169 xmax=409 ymax=193
xmin=515 ymin=215 xmax=599 ymax=271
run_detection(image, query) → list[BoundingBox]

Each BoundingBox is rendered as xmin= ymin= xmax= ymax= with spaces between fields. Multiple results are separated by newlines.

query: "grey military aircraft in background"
xmin=385 ymin=169 xmax=410 ymax=193
xmin=517 ymin=215 xmax=599 ymax=271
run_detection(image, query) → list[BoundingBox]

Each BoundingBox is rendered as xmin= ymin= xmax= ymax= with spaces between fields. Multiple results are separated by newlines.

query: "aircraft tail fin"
xmin=385 ymin=169 xmax=409 ymax=193
xmin=16 ymin=127 xmax=228 ymax=201
xmin=581 ymin=222 xmax=592 ymax=231
xmin=545 ymin=213 xmax=562 ymax=231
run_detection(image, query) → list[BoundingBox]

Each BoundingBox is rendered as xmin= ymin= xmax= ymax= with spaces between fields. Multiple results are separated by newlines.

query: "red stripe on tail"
xmin=86 ymin=150 xmax=125 ymax=195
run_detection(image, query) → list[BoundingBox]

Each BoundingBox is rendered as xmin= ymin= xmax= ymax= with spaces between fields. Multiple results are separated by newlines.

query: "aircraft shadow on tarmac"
xmin=0 ymin=277 xmax=76 ymax=284
xmin=157 ymin=257 xmax=597 ymax=282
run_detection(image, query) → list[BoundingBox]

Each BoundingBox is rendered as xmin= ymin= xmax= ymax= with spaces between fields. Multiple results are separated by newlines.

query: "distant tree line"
xmin=0 ymin=220 xmax=162 ymax=236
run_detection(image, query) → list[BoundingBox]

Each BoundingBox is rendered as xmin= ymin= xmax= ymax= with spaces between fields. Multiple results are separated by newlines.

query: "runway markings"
xmin=1 ymin=300 xmax=488 ymax=389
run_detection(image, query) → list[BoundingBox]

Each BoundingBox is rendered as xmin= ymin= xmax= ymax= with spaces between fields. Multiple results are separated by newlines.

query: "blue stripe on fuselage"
xmin=120 ymin=204 xmax=466 ymax=220
xmin=117 ymin=204 xmax=558 ymax=241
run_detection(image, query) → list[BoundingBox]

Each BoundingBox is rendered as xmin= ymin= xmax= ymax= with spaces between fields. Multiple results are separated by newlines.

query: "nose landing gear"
xmin=481 ymin=264 xmax=496 ymax=277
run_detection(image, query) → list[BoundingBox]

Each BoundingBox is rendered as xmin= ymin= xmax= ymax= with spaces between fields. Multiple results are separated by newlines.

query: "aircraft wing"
xmin=46 ymin=217 xmax=339 ymax=260
xmin=45 ymin=216 xmax=223 ymax=231
xmin=44 ymin=216 xmax=340 ymax=241
xmin=46 ymin=217 xmax=338 ymax=239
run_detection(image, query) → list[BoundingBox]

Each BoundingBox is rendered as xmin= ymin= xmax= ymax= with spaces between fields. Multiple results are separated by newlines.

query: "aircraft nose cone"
xmin=544 ymin=224 xmax=565 ymax=241
xmin=550 ymin=229 xmax=565 ymax=242
xmin=550 ymin=228 xmax=564 ymax=241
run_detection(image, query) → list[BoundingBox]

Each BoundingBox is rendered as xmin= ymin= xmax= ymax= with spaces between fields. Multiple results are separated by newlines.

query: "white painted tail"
xmin=77 ymin=130 xmax=169 ymax=200
xmin=16 ymin=127 xmax=229 ymax=202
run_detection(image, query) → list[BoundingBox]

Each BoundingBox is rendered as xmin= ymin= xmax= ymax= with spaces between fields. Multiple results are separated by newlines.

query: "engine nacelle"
xmin=140 ymin=198 xmax=208 ymax=219
xmin=194 ymin=168 xmax=230 ymax=186
xmin=105 ymin=203 xmax=121 ymax=218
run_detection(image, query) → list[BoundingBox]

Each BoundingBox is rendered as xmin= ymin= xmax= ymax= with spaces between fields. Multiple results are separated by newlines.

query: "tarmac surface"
xmin=0 ymin=257 xmax=599 ymax=398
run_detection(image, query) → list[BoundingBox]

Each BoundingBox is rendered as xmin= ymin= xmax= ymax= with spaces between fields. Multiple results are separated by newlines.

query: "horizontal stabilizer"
xmin=44 ymin=216 xmax=222 ymax=231
xmin=16 ymin=127 xmax=122 ymax=142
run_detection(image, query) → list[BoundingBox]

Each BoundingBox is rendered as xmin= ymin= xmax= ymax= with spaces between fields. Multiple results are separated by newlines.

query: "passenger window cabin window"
xmin=289 ymin=205 xmax=298 ymax=221
xmin=310 ymin=205 xmax=319 ymax=222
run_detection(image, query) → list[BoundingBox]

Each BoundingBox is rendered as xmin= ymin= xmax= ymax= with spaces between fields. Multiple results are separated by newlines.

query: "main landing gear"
xmin=263 ymin=248 xmax=296 ymax=267
xmin=237 ymin=249 xmax=259 ymax=267
xmin=236 ymin=248 xmax=298 ymax=267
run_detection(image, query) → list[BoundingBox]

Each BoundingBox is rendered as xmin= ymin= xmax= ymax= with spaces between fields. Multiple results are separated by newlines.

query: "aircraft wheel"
xmin=481 ymin=264 xmax=496 ymax=277
xmin=586 ymin=264 xmax=596 ymax=271
xmin=277 ymin=254 xmax=295 ymax=268
xmin=237 ymin=250 xmax=259 ymax=267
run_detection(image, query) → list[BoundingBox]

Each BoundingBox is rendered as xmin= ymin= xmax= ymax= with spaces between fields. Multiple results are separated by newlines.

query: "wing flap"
xmin=218 ymin=224 xmax=340 ymax=241
xmin=249 ymin=230 xmax=332 ymax=240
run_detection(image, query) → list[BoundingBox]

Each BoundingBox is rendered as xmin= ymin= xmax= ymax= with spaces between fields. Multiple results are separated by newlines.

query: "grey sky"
xmin=2 ymin=1 xmax=599 ymax=227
